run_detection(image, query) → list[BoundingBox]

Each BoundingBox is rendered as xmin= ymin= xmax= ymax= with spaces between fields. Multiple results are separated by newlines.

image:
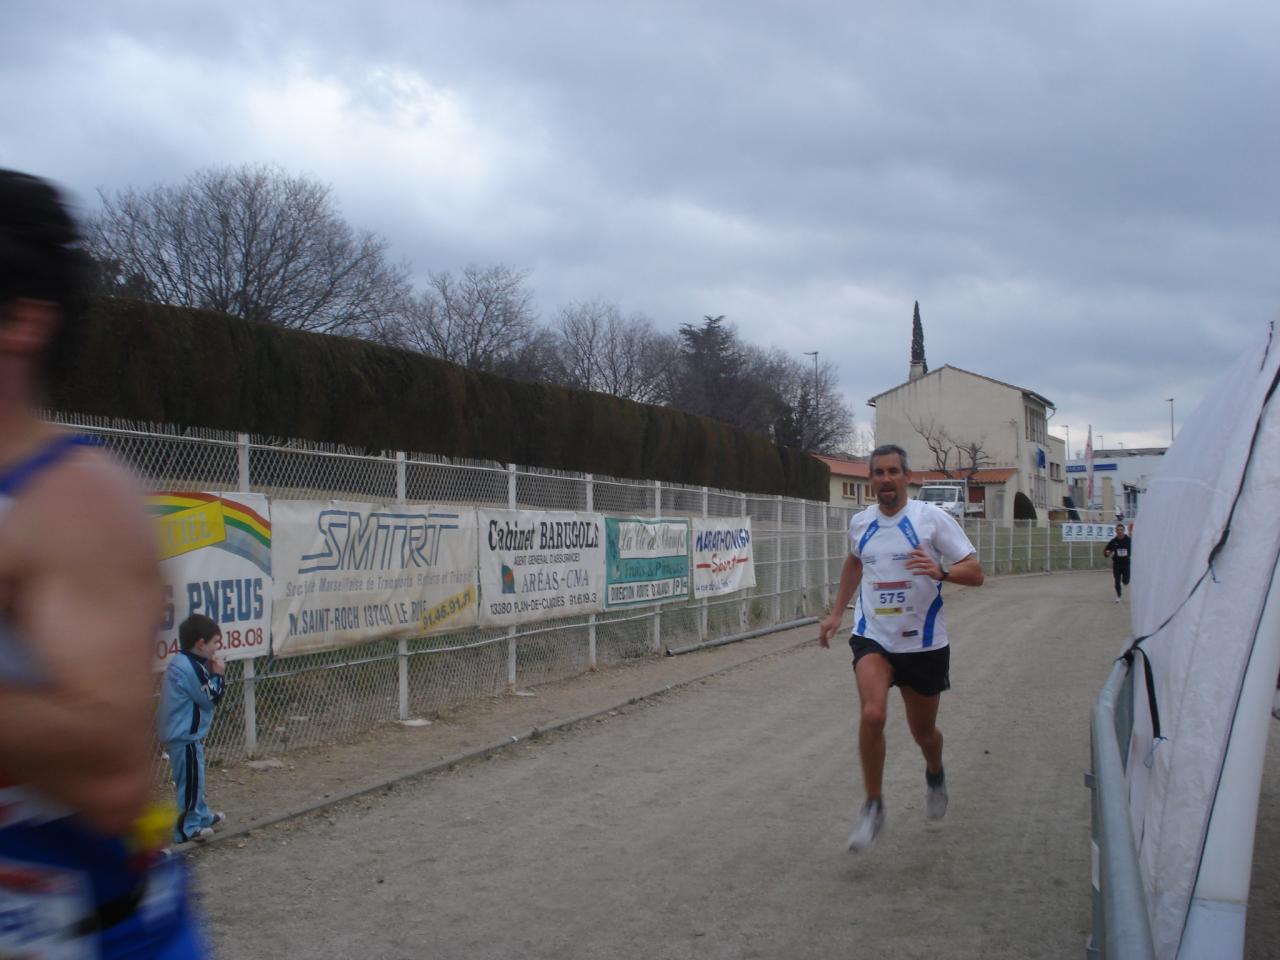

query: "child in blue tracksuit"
xmin=159 ymin=614 xmax=227 ymax=843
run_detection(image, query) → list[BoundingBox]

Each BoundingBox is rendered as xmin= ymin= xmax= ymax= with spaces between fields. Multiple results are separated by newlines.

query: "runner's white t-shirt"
xmin=847 ymin=499 xmax=976 ymax=653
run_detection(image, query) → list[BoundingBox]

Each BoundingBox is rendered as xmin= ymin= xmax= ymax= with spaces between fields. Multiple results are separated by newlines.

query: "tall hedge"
xmin=47 ymin=299 xmax=829 ymax=500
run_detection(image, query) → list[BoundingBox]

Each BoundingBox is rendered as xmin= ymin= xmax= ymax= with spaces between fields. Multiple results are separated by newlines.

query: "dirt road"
xmin=191 ymin=572 xmax=1277 ymax=958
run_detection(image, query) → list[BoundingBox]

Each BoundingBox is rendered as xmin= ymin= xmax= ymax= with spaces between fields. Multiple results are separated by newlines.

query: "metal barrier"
xmin=50 ymin=413 xmax=1115 ymax=763
xmin=1086 ymin=658 xmax=1156 ymax=959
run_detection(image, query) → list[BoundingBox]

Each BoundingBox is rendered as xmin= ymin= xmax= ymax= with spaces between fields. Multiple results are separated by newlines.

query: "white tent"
xmin=1124 ymin=322 xmax=1280 ymax=958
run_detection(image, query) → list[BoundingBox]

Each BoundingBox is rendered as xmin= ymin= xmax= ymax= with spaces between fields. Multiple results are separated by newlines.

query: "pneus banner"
xmin=148 ymin=492 xmax=272 ymax=669
xmin=271 ymin=500 xmax=478 ymax=656
xmin=691 ymin=517 xmax=756 ymax=598
xmin=478 ymin=510 xmax=605 ymax=627
xmin=604 ymin=517 xmax=691 ymax=609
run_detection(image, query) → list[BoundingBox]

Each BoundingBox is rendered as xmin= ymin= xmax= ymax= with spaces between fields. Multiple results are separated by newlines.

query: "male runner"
xmin=1102 ymin=522 xmax=1132 ymax=602
xmin=818 ymin=444 xmax=984 ymax=851
xmin=0 ymin=169 xmax=205 ymax=956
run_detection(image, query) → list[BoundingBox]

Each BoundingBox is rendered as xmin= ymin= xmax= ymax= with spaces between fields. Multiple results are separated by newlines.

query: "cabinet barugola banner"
xmin=477 ymin=509 xmax=605 ymax=627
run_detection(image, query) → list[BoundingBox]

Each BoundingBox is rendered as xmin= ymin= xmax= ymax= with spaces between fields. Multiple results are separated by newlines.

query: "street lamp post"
xmin=1167 ymin=398 xmax=1175 ymax=444
xmin=804 ymin=351 xmax=819 ymax=450
xmin=1063 ymin=425 xmax=1070 ymax=461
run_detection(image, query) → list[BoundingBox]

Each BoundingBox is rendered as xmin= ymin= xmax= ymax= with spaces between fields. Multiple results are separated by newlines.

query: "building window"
xmin=1050 ymin=462 xmax=1062 ymax=481
xmin=841 ymin=480 xmax=859 ymax=500
xmin=1024 ymin=404 xmax=1046 ymax=444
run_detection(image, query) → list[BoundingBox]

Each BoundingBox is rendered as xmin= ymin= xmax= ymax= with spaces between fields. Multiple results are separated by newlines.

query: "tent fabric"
xmin=1125 ymin=323 xmax=1280 ymax=958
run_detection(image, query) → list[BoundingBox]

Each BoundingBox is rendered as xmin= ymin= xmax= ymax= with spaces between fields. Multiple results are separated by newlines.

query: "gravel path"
xmin=190 ymin=571 xmax=1277 ymax=958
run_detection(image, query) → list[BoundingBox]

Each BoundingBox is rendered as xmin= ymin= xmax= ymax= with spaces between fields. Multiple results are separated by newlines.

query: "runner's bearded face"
xmin=872 ymin=452 xmax=909 ymax=513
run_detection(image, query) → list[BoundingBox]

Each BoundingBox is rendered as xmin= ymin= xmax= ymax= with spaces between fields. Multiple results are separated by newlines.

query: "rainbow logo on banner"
xmin=148 ymin=492 xmax=271 ymax=574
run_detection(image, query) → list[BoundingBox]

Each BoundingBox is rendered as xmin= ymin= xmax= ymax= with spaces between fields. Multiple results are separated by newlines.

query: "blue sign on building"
xmin=1067 ymin=462 xmax=1118 ymax=473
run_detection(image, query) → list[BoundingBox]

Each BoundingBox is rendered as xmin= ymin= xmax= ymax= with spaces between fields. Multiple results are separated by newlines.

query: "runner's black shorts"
xmin=849 ymin=635 xmax=951 ymax=696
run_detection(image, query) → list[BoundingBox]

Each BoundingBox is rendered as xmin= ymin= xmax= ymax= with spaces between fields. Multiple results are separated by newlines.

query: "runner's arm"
xmin=818 ymin=553 xmax=862 ymax=647
xmin=0 ymin=456 xmax=160 ymax=833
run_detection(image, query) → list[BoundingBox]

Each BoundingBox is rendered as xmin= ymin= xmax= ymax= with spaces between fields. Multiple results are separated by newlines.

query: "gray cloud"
xmin=3 ymin=0 xmax=1276 ymax=449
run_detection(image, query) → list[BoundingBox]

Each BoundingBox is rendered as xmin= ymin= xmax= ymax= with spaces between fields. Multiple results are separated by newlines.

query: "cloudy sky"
xmin=5 ymin=0 xmax=1277 ymax=454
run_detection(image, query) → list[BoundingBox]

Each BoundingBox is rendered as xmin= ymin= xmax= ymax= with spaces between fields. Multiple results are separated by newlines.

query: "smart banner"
xmin=1060 ymin=521 xmax=1123 ymax=542
xmin=271 ymin=500 xmax=478 ymax=657
xmin=478 ymin=509 xmax=605 ymax=627
xmin=604 ymin=517 xmax=690 ymax=609
xmin=148 ymin=492 xmax=272 ymax=670
xmin=691 ymin=518 xmax=756 ymax=598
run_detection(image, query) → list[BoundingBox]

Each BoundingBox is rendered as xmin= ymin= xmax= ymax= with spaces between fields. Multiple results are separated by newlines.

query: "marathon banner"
xmin=477 ymin=509 xmax=605 ymax=627
xmin=604 ymin=517 xmax=691 ymax=609
xmin=148 ymin=492 xmax=272 ymax=670
xmin=691 ymin=518 xmax=756 ymax=598
xmin=1060 ymin=521 xmax=1122 ymax=542
xmin=271 ymin=500 xmax=478 ymax=657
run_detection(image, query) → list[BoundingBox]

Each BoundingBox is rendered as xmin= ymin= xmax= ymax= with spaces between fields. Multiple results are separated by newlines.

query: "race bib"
xmin=1116 ymin=548 xmax=1128 ymax=557
xmin=0 ymin=857 xmax=94 ymax=959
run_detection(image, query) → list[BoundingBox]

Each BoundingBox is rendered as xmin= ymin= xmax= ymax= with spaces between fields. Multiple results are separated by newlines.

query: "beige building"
xmin=814 ymin=453 xmax=872 ymax=507
xmin=868 ymin=364 xmax=1067 ymax=522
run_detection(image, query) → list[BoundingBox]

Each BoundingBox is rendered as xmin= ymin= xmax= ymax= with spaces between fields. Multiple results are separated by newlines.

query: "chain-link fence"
xmin=50 ymin=414 xmax=1113 ymax=762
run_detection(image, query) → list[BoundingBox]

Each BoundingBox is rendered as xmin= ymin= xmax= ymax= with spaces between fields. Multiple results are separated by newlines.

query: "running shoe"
xmin=847 ymin=799 xmax=885 ymax=852
xmin=210 ymin=811 xmax=226 ymax=830
xmin=925 ymin=775 xmax=948 ymax=820
xmin=191 ymin=827 xmax=215 ymax=843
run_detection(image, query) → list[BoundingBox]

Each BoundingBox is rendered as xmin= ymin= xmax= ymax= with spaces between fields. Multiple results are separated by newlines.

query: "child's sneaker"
xmin=192 ymin=827 xmax=215 ymax=843
xmin=210 ymin=811 xmax=226 ymax=830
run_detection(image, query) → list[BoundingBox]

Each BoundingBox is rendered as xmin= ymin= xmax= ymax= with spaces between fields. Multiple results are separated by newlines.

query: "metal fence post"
xmin=237 ymin=433 xmax=250 ymax=493
xmin=774 ymin=495 xmax=784 ymax=622
xmin=396 ymin=451 xmax=410 ymax=719
xmin=236 ymin=432 xmax=259 ymax=754
xmin=507 ymin=464 xmax=518 ymax=689
xmin=699 ymin=486 xmax=709 ymax=642
xmin=652 ymin=481 xmax=663 ymax=654
xmin=824 ymin=507 xmax=833 ymax=607
xmin=586 ymin=473 xmax=597 ymax=671
xmin=799 ymin=500 xmax=808 ymax=617
xmin=740 ymin=493 xmax=749 ymax=629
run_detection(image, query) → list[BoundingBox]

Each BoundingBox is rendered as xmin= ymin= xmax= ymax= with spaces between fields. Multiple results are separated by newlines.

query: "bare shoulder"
xmin=1 ymin=442 xmax=156 ymax=582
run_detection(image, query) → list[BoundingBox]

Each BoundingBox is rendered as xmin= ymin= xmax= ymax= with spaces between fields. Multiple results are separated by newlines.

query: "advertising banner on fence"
xmin=1060 ymin=521 xmax=1123 ymax=542
xmin=148 ymin=492 xmax=272 ymax=670
xmin=604 ymin=517 xmax=690 ymax=609
xmin=271 ymin=500 xmax=478 ymax=656
xmin=691 ymin=517 xmax=756 ymax=598
xmin=477 ymin=509 xmax=605 ymax=627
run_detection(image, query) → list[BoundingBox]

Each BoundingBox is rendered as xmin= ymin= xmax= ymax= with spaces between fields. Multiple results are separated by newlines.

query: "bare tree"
xmin=397 ymin=264 xmax=538 ymax=372
xmin=89 ymin=164 xmax=408 ymax=336
xmin=909 ymin=416 xmax=958 ymax=474
xmin=552 ymin=299 xmax=675 ymax=404
xmin=909 ymin=416 xmax=993 ymax=478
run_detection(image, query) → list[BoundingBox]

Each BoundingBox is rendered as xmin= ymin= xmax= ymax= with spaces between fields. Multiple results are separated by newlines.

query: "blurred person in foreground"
xmin=0 ymin=169 xmax=206 ymax=956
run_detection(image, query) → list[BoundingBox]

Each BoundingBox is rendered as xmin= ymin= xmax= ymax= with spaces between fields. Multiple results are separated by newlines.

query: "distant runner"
xmin=1103 ymin=522 xmax=1132 ymax=603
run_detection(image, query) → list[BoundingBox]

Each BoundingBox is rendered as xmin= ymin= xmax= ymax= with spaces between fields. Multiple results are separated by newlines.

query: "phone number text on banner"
xmin=691 ymin=518 xmax=756 ymax=598
xmin=478 ymin=510 xmax=605 ymax=627
xmin=148 ymin=492 xmax=272 ymax=670
xmin=604 ymin=517 xmax=690 ymax=609
xmin=271 ymin=500 xmax=478 ymax=657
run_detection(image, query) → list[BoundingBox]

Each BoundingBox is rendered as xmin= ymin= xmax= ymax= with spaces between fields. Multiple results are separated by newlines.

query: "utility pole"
xmin=1166 ymin=398 xmax=1175 ymax=444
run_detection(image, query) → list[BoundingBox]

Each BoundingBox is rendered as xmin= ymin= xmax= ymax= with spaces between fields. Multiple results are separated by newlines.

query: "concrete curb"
xmin=180 ymin=629 xmax=818 ymax=853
